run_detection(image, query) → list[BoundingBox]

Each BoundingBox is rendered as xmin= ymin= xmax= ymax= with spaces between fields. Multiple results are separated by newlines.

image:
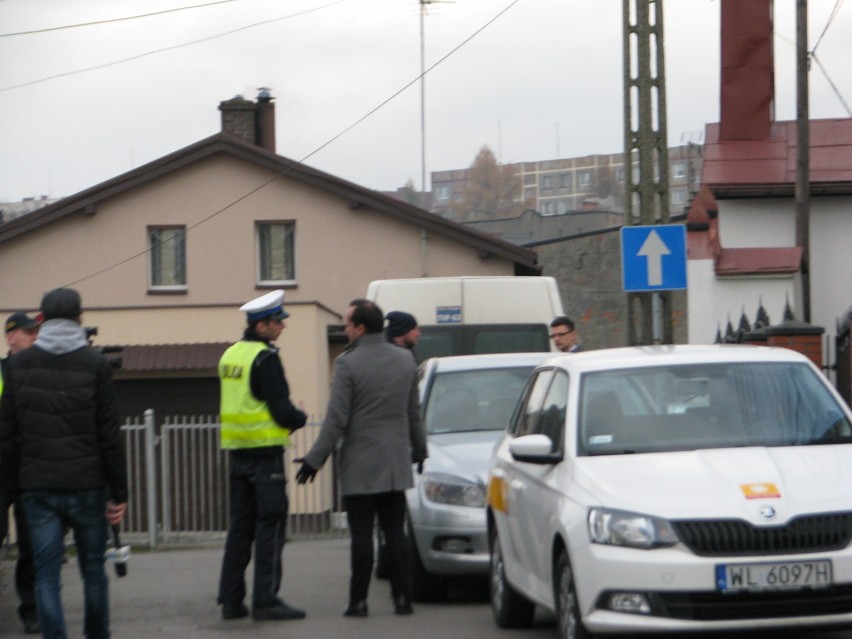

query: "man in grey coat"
xmin=295 ymin=299 xmax=427 ymax=618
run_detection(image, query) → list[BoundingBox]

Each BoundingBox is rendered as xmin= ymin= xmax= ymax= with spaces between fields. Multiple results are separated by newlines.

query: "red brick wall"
xmin=766 ymin=333 xmax=823 ymax=369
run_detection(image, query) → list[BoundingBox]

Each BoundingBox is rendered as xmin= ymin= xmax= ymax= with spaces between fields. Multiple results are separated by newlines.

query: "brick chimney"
xmin=719 ymin=0 xmax=774 ymax=141
xmin=218 ymin=89 xmax=276 ymax=153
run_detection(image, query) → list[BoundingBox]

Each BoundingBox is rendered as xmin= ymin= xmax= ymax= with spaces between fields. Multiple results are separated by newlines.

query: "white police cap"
xmin=240 ymin=289 xmax=289 ymax=322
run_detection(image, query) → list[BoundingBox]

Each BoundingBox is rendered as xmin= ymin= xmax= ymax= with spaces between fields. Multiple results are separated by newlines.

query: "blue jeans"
xmin=23 ymin=489 xmax=111 ymax=639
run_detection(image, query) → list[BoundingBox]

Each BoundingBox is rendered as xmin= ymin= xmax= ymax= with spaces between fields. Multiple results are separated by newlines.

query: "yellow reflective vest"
xmin=218 ymin=341 xmax=291 ymax=449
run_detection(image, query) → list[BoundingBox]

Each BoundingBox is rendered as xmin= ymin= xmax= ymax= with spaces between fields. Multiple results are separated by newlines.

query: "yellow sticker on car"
xmin=740 ymin=482 xmax=781 ymax=499
xmin=487 ymin=476 xmax=509 ymax=513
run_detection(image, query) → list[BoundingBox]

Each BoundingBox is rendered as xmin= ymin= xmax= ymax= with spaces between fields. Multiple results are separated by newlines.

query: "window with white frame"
xmin=149 ymin=226 xmax=186 ymax=290
xmin=672 ymin=162 xmax=686 ymax=178
xmin=541 ymin=174 xmax=554 ymax=190
xmin=671 ymin=189 xmax=687 ymax=205
xmin=435 ymin=184 xmax=451 ymax=200
xmin=257 ymin=221 xmax=295 ymax=284
xmin=578 ymin=171 xmax=593 ymax=187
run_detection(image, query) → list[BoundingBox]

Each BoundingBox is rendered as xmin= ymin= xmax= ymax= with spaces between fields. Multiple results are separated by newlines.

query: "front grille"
xmin=672 ymin=512 xmax=852 ymax=556
xmin=653 ymin=585 xmax=852 ymax=621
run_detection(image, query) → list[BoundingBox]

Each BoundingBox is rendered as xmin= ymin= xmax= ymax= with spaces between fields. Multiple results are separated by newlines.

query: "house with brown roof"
xmin=687 ymin=0 xmax=852 ymax=371
xmin=0 ymin=91 xmax=540 ymax=422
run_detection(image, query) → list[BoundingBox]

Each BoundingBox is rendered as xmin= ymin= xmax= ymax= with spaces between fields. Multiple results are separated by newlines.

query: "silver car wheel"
xmin=490 ymin=533 xmax=506 ymax=614
xmin=555 ymin=552 xmax=590 ymax=639
xmin=490 ymin=527 xmax=535 ymax=628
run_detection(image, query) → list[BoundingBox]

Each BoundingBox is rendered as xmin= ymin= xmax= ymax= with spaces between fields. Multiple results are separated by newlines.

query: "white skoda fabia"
xmin=487 ymin=345 xmax=852 ymax=638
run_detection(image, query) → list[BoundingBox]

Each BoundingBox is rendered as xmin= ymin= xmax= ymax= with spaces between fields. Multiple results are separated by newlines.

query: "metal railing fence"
xmin=121 ymin=410 xmax=343 ymax=547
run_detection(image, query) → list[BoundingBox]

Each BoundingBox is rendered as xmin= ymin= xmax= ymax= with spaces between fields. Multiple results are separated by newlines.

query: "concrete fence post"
xmin=144 ymin=408 xmax=158 ymax=549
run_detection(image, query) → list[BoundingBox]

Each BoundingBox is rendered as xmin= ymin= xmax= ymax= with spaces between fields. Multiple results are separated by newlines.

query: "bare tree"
xmin=451 ymin=146 xmax=531 ymax=221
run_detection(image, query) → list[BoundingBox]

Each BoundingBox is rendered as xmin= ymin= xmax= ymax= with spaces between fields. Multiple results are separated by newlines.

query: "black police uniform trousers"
xmin=344 ymin=490 xmax=410 ymax=605
xmin=0 ymin=487 xmax=37 ymax=622
xmin=217 ymin=452 xmax=289 ymax=609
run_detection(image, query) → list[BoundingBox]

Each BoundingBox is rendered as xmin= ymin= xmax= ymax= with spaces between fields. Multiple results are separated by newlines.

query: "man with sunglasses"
xmin=550 ymin=315 xmax=582 ymax=353
xmin=217 ymin=290 xmax=308 ymax=623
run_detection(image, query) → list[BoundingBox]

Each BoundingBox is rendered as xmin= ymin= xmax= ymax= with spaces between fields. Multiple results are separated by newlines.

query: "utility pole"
xmin=795 ymin=0 xmax=811 ymax=322
xmin=623 ymin=0 xmax=672 ymax=344
xmin=419 ymin=0 xmax=429 ymax=210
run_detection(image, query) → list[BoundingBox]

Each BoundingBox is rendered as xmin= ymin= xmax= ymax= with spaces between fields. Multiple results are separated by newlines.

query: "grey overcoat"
xmin=302 ymin=333 xmax=427 ymax=496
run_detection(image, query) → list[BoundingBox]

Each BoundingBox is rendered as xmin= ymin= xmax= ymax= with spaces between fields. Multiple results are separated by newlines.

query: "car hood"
xmin=425 ymin=430 xmax=503 ymax=485
xmin=574 ymin=445 xmax=852 ymax=524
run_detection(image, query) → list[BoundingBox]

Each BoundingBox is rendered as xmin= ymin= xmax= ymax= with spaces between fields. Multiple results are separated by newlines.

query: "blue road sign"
xmin=621 ymin=224 xmax=687 ymax=292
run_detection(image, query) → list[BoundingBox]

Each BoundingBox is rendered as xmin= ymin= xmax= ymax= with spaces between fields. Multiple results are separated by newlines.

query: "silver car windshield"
xmin=424 ymin=367 xmax=534 ymax=434
xmin=580 ymin=362 xmax=852 ymax=455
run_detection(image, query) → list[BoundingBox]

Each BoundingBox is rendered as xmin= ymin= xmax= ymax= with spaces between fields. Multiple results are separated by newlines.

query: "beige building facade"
xmin=0 ymin=93 xmax=539 ymax=423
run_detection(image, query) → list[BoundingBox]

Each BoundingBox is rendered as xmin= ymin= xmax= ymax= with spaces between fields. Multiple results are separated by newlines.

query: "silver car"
xmin=405 ymin=352 xmax=553 ymax=601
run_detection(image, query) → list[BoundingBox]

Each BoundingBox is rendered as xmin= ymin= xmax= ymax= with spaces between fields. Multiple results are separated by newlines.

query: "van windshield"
xmin=580 ymin=362 xmax=852 ymax=455
xmin=423 ymin=366 xmax=535 ymax=434
xmin=414 ymin=324 xmax=550 ymax=363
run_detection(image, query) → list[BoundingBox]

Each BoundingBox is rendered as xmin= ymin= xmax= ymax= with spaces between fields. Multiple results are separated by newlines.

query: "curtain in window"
xmin=259 ymin=223 xmax=294 ymax=282
xmin=150 ymin=228 xmax=186 ymax=286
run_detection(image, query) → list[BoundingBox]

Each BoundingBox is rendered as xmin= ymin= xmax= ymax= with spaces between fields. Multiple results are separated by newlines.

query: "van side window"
xmin=513 ymin=370 xmax=554 ymax=437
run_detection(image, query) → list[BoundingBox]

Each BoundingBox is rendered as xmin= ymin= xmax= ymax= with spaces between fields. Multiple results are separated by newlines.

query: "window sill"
xmin=148 ymin=287 xmax=187 ymax=295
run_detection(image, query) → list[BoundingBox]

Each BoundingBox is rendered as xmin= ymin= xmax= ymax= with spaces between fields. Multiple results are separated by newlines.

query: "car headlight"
xmin=588 ymin=507 xmax=678 ymax=549
xmin=422 ymin=473 xmax=486 ymax=508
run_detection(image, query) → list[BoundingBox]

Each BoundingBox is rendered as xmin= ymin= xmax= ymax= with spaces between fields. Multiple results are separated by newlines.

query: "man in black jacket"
xmin=1 ymin=312 xmax=41 ymax=633
xmin=0 ymin=288 xmax=128 ymax=639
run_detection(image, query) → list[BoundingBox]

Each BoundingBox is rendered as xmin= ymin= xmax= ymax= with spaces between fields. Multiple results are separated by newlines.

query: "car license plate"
xmin=716 ymin=560 xmax=832 ymax=592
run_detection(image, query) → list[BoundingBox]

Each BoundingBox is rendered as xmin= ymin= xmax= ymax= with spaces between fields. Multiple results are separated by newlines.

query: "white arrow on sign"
xmin=637 ymin=230 xmax=671 ymax=286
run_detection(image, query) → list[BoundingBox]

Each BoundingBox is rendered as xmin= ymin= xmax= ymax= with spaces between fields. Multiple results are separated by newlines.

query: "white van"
xmin=366 ymin=276 xmax=564 ymax=362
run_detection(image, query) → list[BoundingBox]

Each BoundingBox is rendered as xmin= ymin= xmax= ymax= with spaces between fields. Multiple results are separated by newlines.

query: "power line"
xmin=0 ymin=0 xmax=238 ymax=38
xmin=809 ymin=0 xmax=851 ymax=117
xmin=811 ymin=0 xmax=845 ymax=55
xmin=65 ymin=0 xmax=524 ymax=287
xmin=811 ymin=53 xmax=852 ymax=116
xmin=772 ymin=1 xmax=851 ymax=119
xmin=0 ymin=0 xmax=347 ymax=92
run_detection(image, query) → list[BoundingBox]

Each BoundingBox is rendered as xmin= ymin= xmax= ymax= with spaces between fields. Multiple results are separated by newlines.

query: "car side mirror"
xmin=509 ymin=434 xmax=563 ymax=465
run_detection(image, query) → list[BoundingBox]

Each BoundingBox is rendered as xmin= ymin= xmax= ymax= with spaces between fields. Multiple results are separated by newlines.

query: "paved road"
xmin=0 ymin=536 xmax=558 ymax=638
xmin=3 ymin=536 xmax=852 ymax=639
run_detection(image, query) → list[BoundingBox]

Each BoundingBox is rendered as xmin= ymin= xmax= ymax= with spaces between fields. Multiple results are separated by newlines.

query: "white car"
xmin=405 ymin=352 xmax=553 ymax=600
xmin=487 ymin=345 xmax=852 ymax=638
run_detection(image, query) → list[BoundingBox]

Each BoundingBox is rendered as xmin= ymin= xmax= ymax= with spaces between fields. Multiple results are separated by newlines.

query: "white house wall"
xmin=690 ymin=194 xmax=851 ymax=365
xmin=717 ymin=198 xmax=795 ymax=248
xmin=687 ymin=258 xmax=799 ymax=344
xmin=809 ymin=196 xmax=852 ymax=341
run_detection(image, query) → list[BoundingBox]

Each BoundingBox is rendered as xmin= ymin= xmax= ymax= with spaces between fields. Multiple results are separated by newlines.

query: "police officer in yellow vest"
xmin=217 ymin=290 xmax=308 ymax=622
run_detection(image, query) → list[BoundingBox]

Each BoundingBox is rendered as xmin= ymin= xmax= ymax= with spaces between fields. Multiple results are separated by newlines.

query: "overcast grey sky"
xmin=1 ymin=0 xmax=850 ymax=203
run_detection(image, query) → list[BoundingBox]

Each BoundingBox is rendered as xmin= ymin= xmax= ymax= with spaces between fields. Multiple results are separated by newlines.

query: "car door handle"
xmin=510 ymin=479 xmax=525 ymax=493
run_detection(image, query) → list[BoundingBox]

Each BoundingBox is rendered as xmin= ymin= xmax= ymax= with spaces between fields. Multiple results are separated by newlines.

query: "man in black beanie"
xmin=385 ymin=311 xmax=420 ymax=351
xmin=0 ymin=287 xmax=128 ymax=639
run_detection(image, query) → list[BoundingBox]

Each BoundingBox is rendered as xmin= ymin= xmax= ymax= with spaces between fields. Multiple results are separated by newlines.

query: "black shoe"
xmin=252 ymin=600 xmax=306 ymax=621
xmin=221 ymin=602 xmax=249 ymax=620
xmin=394 ymin=595 xmax=413 ymax=615
xmin=22 ymin=615 xmax=41 ymax=634
xmin=343 ymin=600 xmax=368 ymax=617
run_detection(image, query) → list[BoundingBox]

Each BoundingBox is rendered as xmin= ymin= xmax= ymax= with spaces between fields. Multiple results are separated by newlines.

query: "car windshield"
xmin=423 ymin=366 xmax=534 ymax=434
xmin=579 ymin=362 xmax=852 ymax=455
